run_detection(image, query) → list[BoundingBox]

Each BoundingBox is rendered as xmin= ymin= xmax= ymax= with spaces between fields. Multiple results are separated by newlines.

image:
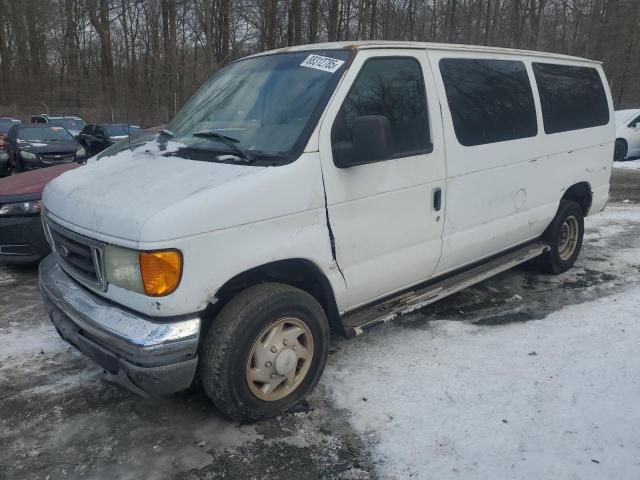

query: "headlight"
xmin=0 ymin=200 xmax=41 ymax=216
xmin=104 ymin=245 xmax=182 ymax=296
xmin=104 ymin=245 xmax=144 ymax=293
xmin=20 ymin=150 xmax=37 ymax=161
xmin=75 ymin=146 xmax=87 ymax=158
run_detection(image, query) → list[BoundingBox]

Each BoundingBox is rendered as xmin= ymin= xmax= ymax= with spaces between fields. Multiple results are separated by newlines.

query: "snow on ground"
xmin=325 ymin=286 xmax=640 ymax=480
xmin=324 ymin=204 xmax=640 ymax=479
xmin=613 ymin=159 xmax=640 ymax=170
xmin=0 ymin=323 xmax=66 ymax=359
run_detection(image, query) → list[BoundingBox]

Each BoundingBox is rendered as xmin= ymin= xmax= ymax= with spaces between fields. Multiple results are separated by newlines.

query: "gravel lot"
xmin=1 ymin=168 xmax=639 ymax=480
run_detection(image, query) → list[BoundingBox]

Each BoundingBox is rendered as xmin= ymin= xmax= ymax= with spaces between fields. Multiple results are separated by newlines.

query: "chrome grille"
xmin=45 ymin=216 xmax=106 ymax=290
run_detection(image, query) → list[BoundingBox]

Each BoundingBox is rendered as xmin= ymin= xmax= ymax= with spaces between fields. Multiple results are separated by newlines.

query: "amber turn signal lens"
xmin=139 ymin=250 xmax=183 ymax=296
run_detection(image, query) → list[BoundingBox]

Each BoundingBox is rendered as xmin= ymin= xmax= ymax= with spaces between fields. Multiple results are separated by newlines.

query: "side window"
xmin=331 ymin=57 xmax=431 ymax=160
xmin=80 ymin=125 xmax=92 ymax=135
xmin=629 ymin=115 xmax=640 ymax=128
xmin=532 ymin=63 xmax=609 ymax=134
xmin=439 ymin=58 xmax=537 ymax=147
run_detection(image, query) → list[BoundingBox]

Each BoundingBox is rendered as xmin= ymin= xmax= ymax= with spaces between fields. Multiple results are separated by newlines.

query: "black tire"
xmin=614 ymin=139 xmax=627 ymax=162
xmin=539 ymin=200 xmax=584 ymax=274
xmin=200 ymin=282 xmax=330 ymax=421
xmin=13 ymin=154 xmax=24 ymax=173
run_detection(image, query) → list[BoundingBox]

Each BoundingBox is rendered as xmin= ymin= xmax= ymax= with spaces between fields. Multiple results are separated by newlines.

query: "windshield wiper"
xmin=192 ymin=130 xmax=254 ymax=163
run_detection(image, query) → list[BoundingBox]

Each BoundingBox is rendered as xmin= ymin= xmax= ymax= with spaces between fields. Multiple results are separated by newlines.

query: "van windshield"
xmin=162 ymin=50 xmax=351 ymax=162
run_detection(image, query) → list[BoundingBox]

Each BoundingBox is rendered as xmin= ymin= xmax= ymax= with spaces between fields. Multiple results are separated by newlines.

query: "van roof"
xmin=255 ymin=41 xmax=601 ymax=65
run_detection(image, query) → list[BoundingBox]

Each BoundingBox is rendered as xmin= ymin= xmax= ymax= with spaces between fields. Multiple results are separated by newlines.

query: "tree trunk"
xmin=87 ymin=0 xmax=114 ymax=104
xmin=309 ymin=0 xmax=320 ymax=42
xmin=218 ymin=0 xmax=231 ymax=63
xmin=369 ymin=0 xmax=377 ymax=39
xmin=328 ymin=0 xmax=339 ymax=41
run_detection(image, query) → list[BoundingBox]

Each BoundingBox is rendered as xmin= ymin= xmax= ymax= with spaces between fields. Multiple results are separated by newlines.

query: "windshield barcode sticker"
xmin=300 ymin=54 xmax=345 ymax=73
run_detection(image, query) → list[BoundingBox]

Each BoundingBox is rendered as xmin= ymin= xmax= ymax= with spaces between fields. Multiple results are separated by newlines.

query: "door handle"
xmin=433 ymin=188 xmax=442 ymax=212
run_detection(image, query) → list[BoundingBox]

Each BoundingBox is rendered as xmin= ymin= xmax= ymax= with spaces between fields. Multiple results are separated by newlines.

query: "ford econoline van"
xmin=39 ymin=42 xmax=614 ymax=420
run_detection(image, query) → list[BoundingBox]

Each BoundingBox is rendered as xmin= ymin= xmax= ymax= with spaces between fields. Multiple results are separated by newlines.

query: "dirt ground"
xmin=1 ymin=168 xmax=638 ymax=480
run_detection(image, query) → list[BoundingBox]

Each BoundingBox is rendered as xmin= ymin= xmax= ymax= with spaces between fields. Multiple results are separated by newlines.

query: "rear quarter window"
xmin=439 ymin=58 xmax=537 ymax=147
xmin=532 ymin=63 xmax=609 ymax=134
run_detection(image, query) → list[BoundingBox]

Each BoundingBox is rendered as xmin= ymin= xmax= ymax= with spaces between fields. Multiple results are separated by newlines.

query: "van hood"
xmin=43 ymin=149 xmax=266 ymax=242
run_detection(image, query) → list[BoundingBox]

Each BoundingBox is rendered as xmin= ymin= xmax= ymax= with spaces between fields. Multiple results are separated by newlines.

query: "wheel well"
xmin=211 ymin=259 xmax=344 ymax=336
xmin=561 ymin=182 xmax=592 ymax=216
xmin=616 ymin=138 xmax=628 ymax=149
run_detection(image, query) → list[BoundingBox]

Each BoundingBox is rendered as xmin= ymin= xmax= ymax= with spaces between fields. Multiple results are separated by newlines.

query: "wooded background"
xmin=0 ymin=0 xmax=638 ymax=126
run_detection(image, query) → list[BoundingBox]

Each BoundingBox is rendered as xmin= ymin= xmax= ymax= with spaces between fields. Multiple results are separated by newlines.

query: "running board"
xmin=343 ymin=242 xmax=549 ymax=338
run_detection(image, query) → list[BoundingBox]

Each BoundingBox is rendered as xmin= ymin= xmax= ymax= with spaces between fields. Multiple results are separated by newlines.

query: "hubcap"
xmin=246 ymin=317 xmax=314 ymax=402
xmin=558 ymin=215 xmax=579 ymax=261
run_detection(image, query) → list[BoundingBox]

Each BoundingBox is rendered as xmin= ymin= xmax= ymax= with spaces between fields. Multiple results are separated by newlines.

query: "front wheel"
xmin=200 ymin=283 xmax=330 ymax=421
xmin=539 ymin=200 xmax=584 ymax=274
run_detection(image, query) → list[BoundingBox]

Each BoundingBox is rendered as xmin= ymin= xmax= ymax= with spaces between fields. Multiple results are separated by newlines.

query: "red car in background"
xmin=0 ymin=124 xmax=162 ymax=263
xmin=0 ymin=163 xmax=78 ymax=263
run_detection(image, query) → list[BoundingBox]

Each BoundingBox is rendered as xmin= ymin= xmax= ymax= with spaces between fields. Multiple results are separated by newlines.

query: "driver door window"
xmin=331 ymin=57 xmax=431 ymax=165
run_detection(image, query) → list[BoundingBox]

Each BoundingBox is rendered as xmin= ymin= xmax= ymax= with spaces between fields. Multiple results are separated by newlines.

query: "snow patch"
xmin=613 ymin=159 xmax=640 ymax=170
xmin=325 ymin=282 xmax=640 ymax=477
xmin=134 ymin=139 xmax=186 ymax=155
xmin=0 ymin=323 xmax=67 ymax=360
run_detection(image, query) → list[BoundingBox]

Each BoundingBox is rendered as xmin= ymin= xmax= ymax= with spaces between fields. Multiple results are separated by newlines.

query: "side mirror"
xmin=333 ymin=115 xmax=394 ymax=168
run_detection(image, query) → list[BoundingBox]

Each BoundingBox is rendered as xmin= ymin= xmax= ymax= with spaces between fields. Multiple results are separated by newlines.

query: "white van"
xmin=39 ymin=42 xmax=614 ymax=420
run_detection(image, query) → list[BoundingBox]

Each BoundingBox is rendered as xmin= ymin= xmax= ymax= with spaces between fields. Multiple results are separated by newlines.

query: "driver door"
xmin=318 ymin=50 xmax=446 ymax=311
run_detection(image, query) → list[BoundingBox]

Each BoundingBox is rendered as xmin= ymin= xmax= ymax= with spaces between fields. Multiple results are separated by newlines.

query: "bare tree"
xmin=0 ymin=0 xmax=637 ymax=126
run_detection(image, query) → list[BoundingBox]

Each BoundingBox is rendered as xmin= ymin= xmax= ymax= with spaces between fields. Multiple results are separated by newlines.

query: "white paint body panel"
xmin=42 ymin=43 xmax=614 ymax=320
xmin=427 ymin=51 xmax=614 ymax=274
xmin=318 ymin=49 xmax=446 ymax=309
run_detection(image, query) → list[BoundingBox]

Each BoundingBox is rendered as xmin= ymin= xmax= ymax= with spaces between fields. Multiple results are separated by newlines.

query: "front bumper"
xmin=0 ymin=214 xmax=50 ymax=264
xmin=39 ymin=254 xmax=201 ymax=396
xmin=20 ymin=154 xmax=76 ymax=170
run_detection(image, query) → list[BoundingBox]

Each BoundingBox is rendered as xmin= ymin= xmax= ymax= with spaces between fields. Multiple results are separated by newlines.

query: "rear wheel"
xmin=539 ymin=200 xmax=584 ymax=274
xmin=200 ymin=283 xmax=330 ymax=421
xmin=614 ymin=139 xmax=628 ymax=162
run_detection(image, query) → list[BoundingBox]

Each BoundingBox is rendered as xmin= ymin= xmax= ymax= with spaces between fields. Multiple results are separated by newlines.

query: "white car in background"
xmin=615 ymin=109 xmax=640 ymax=161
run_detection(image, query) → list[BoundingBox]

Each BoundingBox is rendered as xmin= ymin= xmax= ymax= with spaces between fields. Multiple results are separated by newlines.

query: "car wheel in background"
xmin=200 ymin=283 xmax=330 ymax=421
xmin=539 ymin=200 xmax=584 ymax=274
xmin=614 ymin=139 xmax=628 ymax=162
xmin=13 ymin=154 xmax=24 ymax=173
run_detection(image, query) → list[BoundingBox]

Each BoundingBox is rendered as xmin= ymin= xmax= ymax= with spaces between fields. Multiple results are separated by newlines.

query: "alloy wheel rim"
xmin=558 ymin=215 xmax=579 ymax=261
xmin=246 ymin=317 xmax=314 ymax=402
